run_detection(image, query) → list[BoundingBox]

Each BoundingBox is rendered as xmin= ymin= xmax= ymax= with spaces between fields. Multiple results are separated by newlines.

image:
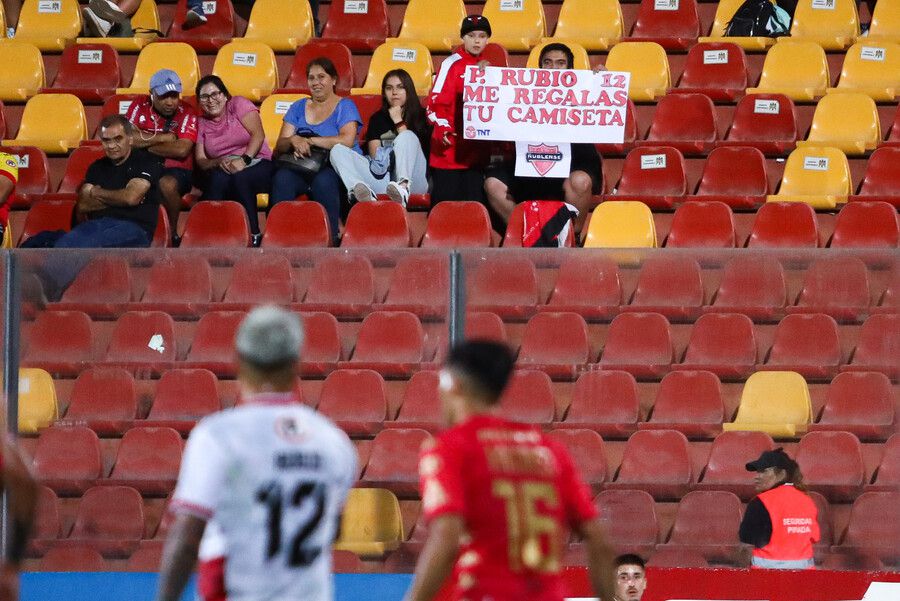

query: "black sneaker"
xmin=251 ymin=233 xmax=263 ymax=247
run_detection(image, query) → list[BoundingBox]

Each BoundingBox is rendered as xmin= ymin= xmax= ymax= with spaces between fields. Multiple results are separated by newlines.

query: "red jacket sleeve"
xmin=426 ymin=53 xmax=463 ymax=140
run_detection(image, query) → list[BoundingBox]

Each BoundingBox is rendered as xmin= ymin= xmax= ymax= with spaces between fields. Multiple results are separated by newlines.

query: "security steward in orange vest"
xmin=739 ymin=448 xmax=820 ymax=569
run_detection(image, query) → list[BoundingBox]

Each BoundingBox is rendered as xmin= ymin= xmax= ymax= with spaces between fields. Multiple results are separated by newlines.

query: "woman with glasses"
xmin=195 ymin=74 xmax=273 ymax=246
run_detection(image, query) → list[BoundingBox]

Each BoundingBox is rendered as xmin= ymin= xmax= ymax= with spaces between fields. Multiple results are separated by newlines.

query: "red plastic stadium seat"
xmin=497 ymin=370 xmax=556 ymax=425
xmin=261 ymin=201 xmax=331 ymax=247
xmin=502 ymin=201 xmax=577 ymax=248
xmin=180 ymin=201 xmax=250 ymax=248
xmin=479 ymin=43 xmax=510 ymax=68
xmin=125 ymin=542 xmax=165 ymax=572
xmin=693 ymin=146 xmax=769 ymax=209
xmin=58 ymin=146 xmax=105 ymax=195
xmin=809 ymin=491 xmax=833 ymax=553
xmin=830 ymin=202 xmax=899 ymax=248
xmin=595 ymin=489 xmax=659 ymax=556
xmin=608 ymin=430 xmax=693 ymax=499
xmin=30 ymin=486 xmax=61 ymax=550
xmin=108 ymin=427 xmax=183 ymax=495
xmin=0 ymin=101 xmax=5 ymax=138
xmin=0 ymin=145 xmax=49 ymax=207
xmin=422 ymin=201 xmax=492 ymax=248
xmin=104 ymin=311 xmax=176 ymax=375
xmin=797 ymin=431 xmax=865 ymax=502
xmin=641 ymin=370 xmax=724 ymax=438
xmin=151 ymin=205 xmax=171 ymax=248
xmin=868 ymin=435 xmax=900 ymax=491
xmin=719 ymin=94 xmax=798 ymax=155
xmin=140 ymin=255 xmax=213 ymax=317
xmin=167 ymin=0 xmax=235 ymax=51
xmin=659 ymin=490 xmax=744 ymax=563
xmin=641 ymin=93 xmax=718 ymax=154
xmin=321 ymin=0 xmax=389 ymax=51
xmin=630 ymin=0 xmax=700 ymax=49
xmin=517 ymin=312 xmax=592 ymax=380
xmin=341 ymin=201 xmax=411 ymax=248
xmin=349 ymin=95 xmax=384 ymax=142
xmin=465 ymin=311 xmax=507 ymax=342
xmin=383 ymin=254 xmax=449 ymax=319
xmin=673 ymin=42 xmax=748 ymax=101
xmin=842 ymin=314 xmax=900 ymax=379
xmin=852 ymin=147 xmax=900 ymax=207
xmin=874 ymin=263 xmax=900 ymax=314
xmin=67 ymin=485 xmax=144 ymax=557
xmin=788 ymin=256 xmax=871 ymax=321
xmin=625 ymin=256 xmax=704 ymax=320
xmin=546 ymin=429 xmax=607 ymax=491
xmin=22 ymin=310 xmax=93 ymax=375
xmin=97 ymin=94 xmax=143 ymax=124
xmin=37 ymin=545 xmax=107 ymax=571
xmin=599 ymin=312 xmax=674 ymax=378
xmin=811 ymin=372 xmax=894 ymax=441
xmin=17 ymin=200 xmax=75 ymax=246
xmin=541 ymin=255 xmax=621 ymax=320
xmin=748 ymin=202 xmax=819 ymax=248
xmin=301 ymin=254 xmax=375 ymax=318
xmin=279 ymin=41 xmax=355 ymax=95
xmin=342 ymin=311 xmax=425 ymax=377
xmin=608 ymin=146 xmax=687 ymax=209
xmin=835 ymin=492 xmax=900 ymax=566
xmin=467 ymin=256 xmax=539 ymax=320
xmin=185 ymin=310 xmax=245 ymax=376
xmin=317 ymin=369 xmax=388 ymax=437
xmin=647 ymin=547 xmax=710 ymax=568
xmin=596 ymin=99 xmax=638 ymax=155
xmin=299 ymin=312 xmax=343 ymax=376
xmin=54 ymin=256 xmax=131 ymax=318
xmin=665 ymin=201 xmax=737 ymax=248
xmin=677 ymin=313 xmax=756 ymax=378
xmin=43 ymin=43 xmax=120 ymax=102
xmin=557 ymin=370 xmax=639 ymax=438
xmin=360 ymin=428 xmax=431 ymax=497
xmin=32 ymin=426 xmax=102 ymax=495
xmin=764 ymin=313 xmax=842 ymax=379
xmin=60 ymin=367 xmax=137 ymax=435
xmin=222 ymin=254 xmax=295 ymax=308
xmin=697 ymin=431 xmax=776 ymax=500
xmin=707 ymin=256 xmax=787 ymax=321
xmin=146 ymin=369 xmax=221 ymax=433
xmin=391 ymin=371 xmax=441 ymax=432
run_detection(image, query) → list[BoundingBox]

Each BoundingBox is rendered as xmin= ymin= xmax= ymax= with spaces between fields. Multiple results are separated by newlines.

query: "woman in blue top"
xmin=270 ymin=57 xmax=362 ymax=241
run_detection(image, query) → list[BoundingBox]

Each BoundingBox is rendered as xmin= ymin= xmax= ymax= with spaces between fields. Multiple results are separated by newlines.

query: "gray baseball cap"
xmin=236 ymin=306 xmax=304 ymax=368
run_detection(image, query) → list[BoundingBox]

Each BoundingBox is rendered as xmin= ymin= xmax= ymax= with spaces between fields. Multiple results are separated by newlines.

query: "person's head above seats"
xmin=149 ymin=69 xmax=184 ymax=119
xmin=539 ymin=42 xmax=575 ymax=70
xmin=235 ymin=306 xmax=304 ymax=397
xmin=460 ymin=14 xmax=492 ymax=57
xmin=614 ymin=554 xmax=647 ymax=601
xmin=98 ymin=114 xmax=135 ymax=164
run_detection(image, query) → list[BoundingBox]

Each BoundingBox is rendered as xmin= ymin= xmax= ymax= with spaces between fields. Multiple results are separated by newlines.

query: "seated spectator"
xmin=270 ymin=57 xmax=362 ymax=243
xmin=0 ymin=151 xmax=17 ymax=247
xmin=330 ymin=69 xmax=430 ymax=207
xmin=82 ymin=0 xmax=206 ymax=36
xmin=21 ymin=115 xmax=161 ymax=249
xmin=195 ymin=75 xmax=273 ymax=247
xmin=125 ymin=69 xmax=198 ymax=245
xmin=614 ymin=554 xmax=648 ymax=601
xmin=483 ymin=42 xmax=602 ymax=235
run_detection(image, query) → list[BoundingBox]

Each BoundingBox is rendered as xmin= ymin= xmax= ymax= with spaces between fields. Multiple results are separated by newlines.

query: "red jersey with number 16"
xmin=419 ymin=414 xmax=598 ymax=601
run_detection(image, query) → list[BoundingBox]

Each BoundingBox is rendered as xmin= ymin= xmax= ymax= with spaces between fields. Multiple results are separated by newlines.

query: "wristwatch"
xmin=241 ymin=154 xmax=252 ymax=165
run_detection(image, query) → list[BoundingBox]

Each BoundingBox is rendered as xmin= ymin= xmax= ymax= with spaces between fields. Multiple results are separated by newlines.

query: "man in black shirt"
xmin=21 ymin=114 xmax=161 ymax=249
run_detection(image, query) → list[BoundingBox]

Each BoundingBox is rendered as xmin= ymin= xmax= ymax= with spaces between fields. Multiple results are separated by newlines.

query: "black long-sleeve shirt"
xmin=739 ymin=497 xmax=773 ymax=548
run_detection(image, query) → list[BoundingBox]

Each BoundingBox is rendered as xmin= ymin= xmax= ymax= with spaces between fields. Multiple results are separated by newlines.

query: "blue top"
xmin=283 ymin=97 xmax=363 ymax=154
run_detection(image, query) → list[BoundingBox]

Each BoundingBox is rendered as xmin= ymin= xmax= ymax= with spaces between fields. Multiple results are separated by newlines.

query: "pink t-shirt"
xmin=197 ymin=96 xmax=272 ymax=160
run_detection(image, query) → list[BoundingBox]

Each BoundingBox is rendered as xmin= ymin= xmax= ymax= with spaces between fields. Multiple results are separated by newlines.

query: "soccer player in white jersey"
xmin=155 ymin=306 xmax=358 ymax=601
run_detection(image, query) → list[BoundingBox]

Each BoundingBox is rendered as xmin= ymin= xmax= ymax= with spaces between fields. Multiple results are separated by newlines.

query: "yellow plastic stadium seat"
xmin=550 ymin=0 xmax=622 ymax=51
xmin=527 ymin=40 xmax=591 ymax=70
xmin=482 ymin=0 xmax=547 ymax=51
xmin=867 ymin=0 xmax=900 ymax=43
xmin=796 ymin=93 xmax=880 ymax=156
xmin=766 ymin=146 xmax=851 ymax=209
xmin=2 ymin=93 xmax=87 ymax=154
xmin=746 ymin=41 xmax=829 ymax=101
xmin=117 ymin=42 xmax=200 ymax=95
xmin=0 ymin=4 xmax=7 ymax=37
xmin=0 ymin=40 xmax=45 ymax=101
xmin=212 ymin=41 xmax=278 ymax=102
xmin=351 ymin=41 xmax=434 ymax=96
xmin=259 ymin=93 xmax=308 ymax=148
xmin=605 ymin=42 xmax=670 ymax=101
xmin=398 ymin=0 xmax=466 ymax=52
xmin=333 ymin=488 xmax=403 ymax=557
xmin=723 ymin=371 xmax=811 ymax=437
xmin=698 ymin=0 xmax=776 ymax=50
xmin=584 ymin=201 xmax=657 ymax=248
xmin=2 ymin=222 xmax=12 ymax=248
xmin=18 ymin=368 xmax=58 ymax=434
xmin=77 ymin=0 xmax=160 ymax=52
xmin=240 ymin=0 xmax=313 ymax=52
xmin=14 ymin=0 xmax=81 ymax=51
xmin=779 ymin=0 xmax=858 ymax=50
xmin=826 ymin=42 xmax=900 ymax=101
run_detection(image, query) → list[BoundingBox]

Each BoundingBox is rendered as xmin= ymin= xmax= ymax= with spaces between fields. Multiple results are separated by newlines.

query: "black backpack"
xmin=724 ymin=0 xmax=792 ymax=37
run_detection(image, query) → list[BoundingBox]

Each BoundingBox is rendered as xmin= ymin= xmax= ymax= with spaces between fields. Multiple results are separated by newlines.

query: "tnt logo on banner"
xmin=515 ymin=142 xmax=572 ymax=178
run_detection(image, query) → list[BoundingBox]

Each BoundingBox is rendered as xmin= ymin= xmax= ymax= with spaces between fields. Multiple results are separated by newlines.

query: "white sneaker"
xmin=184 ymin=8 xmax=208 ymax=29
xmin=352 ymin=183 xmax=374 ymax=203
xmin=89 ymin=0 xmax=128 ymax=23
xmin=82 ymin=7 xmax=113 ymax=37
xmin=386 ymin=181 xmax=410 ymax=207
xmin=6 ymin=27 xmax=15 ymax=38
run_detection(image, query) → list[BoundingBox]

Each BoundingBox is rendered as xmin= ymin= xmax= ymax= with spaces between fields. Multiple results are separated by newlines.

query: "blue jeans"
xmin=187 ymin=0 xmax=203 ymax=12
xmin=270 ymin=165 xmax=342 ymax=243
xmin=201 ymin=160 xmax=274 ymax=235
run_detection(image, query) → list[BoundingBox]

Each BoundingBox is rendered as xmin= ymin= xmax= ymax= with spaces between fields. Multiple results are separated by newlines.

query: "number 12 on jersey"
xmin=256 ymin=480 xmax=327 ymax=567
xmin=492 ymin=479 xmax=561 ymax=573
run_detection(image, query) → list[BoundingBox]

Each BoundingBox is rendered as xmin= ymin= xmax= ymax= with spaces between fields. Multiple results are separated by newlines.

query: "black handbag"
xmin=276 ymin=133 xmax=329 ymax=177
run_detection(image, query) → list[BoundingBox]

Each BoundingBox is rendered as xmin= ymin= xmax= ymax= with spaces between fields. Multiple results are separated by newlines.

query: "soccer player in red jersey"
xmin=406 ymin=340 xmax=616 ymax=601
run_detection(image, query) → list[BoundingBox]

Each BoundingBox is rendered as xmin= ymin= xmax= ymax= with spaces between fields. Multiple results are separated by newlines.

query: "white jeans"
xmin=329 ymin=130 xmax=428 ymax=197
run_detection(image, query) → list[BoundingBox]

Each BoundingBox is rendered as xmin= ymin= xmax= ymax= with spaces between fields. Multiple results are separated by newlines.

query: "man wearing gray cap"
xmin=157 ymin=306 xmax=358 ymax=601
xmin=125 ymin=69 xmax=199 ymax=245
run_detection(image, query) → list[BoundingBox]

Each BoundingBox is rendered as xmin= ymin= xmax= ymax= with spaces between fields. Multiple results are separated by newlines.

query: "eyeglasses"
xmin=198 ymin=90 xmax=224 ymax=102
